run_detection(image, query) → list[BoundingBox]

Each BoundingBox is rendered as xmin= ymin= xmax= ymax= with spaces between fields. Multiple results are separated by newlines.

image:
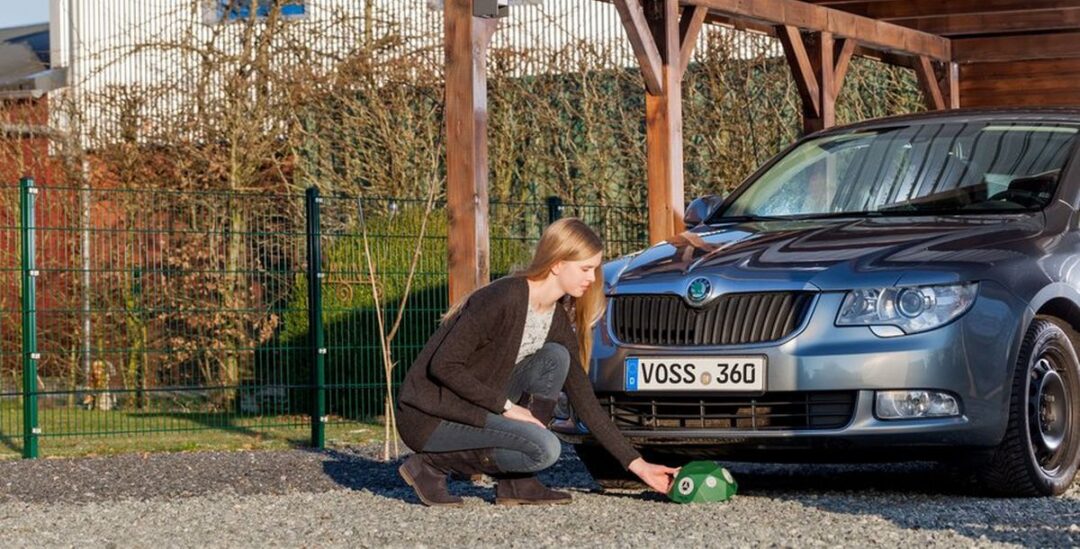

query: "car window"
xmin=717 ymin=122 xmax=1079 ymax=219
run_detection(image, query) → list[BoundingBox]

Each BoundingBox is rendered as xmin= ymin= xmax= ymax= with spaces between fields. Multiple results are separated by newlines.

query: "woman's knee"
xmin=506 ymin=429 xmax=561 ymax=473
xmin=528 ymin=430 xmax=562 ymax=472
xmin=539 ymin=342 xmax=571 ymax=375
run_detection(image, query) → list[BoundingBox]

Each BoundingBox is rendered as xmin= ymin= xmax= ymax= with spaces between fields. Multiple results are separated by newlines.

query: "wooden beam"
xmin=613 ymin=0 xmax=665 ymax=95
xmin=777 ymin=26 xmax=821 ymax=123
xmin=804 ymin=0 xmax=1080 ymax=21
xmin=953 ymin=32 xmax=1080 ymax=63
xmin=690 ymin=0 xmax=951 ymax=60
xmin=703 ymin=12 xmax=778 ymax=35
xmin=645 ymin=0 xmax=685 ymax=242
xmin=778 ymin=28 xmax=859 ymax=133
xmin=445 ymin=0 xmax=497 ymax=305
xmin=851 ymin=45 xmax=920 ymax=69
xmin=802 ymin=0 xmax=905 ymax=5
xmin=833 ymin=37 xmax=856 ymax=97
xmin=914 ymin=55 xmax=946 ymax=110
xmin=679 ymin=5 xmax=708 ymax=75
xmin=889 ymin=8 xmax=1080 ymax=37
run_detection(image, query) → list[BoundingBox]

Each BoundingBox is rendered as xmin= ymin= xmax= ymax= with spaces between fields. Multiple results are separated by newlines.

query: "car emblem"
xmin=687 ymin=277 xmax=712 ymax=305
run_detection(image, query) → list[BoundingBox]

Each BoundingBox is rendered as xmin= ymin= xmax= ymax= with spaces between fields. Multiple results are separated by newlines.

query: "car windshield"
xmin=713 ymin=122 xmax=1079 ymax=221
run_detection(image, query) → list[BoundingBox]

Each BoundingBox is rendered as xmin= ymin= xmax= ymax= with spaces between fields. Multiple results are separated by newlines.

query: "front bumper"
xmin=554 ymin=280 xmax=1029 ymax=454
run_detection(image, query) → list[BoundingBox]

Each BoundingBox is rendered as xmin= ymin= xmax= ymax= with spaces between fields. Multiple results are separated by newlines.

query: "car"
xmin=552 ymin=108 xmax=1080 ymax=497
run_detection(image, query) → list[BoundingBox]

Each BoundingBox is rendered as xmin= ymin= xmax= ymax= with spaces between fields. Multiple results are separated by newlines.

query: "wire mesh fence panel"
xmin=553 ymin=200 xmax=650 ymax=259
xmin=312 ymin=195 xmax=648 ymax=429
xmin=6 ymin=185 xmax=312 ymax=456
xmin=312 ymin=195 xmax=451 ymax=428
xmin=0 ymin=182 xmax=648 ymax=458
xmin=488 ymin=199 xmax=548 ymax=278
xmin=489 ymin=198 xmax=649 ymax=274
xmin=0 ymin=185 xmax=23 ymax=458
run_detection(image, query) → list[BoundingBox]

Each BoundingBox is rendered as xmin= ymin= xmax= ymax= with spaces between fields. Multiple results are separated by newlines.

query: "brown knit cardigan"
xmin=396 ymin=275 xmax=642 ymax=469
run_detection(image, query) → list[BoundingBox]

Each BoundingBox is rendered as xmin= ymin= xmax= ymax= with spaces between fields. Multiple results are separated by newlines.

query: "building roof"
xmin=0 ymin=23 xmax=49 ymax=66
xmin=0 ymin=22 xmax=64 ymax=99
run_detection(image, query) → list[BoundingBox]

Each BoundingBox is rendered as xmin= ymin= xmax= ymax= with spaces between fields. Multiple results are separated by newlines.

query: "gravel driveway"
xmin=2 ymin=442 xmax=1079 ymax=548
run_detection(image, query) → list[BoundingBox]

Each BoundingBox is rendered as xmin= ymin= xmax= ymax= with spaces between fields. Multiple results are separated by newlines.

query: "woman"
xmin=396 ymin=218 xmax=679 ymax=506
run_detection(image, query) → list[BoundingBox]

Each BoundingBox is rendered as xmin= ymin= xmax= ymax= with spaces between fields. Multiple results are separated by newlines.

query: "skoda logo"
xmin=687 ymin=277 xmax=711 ymax=304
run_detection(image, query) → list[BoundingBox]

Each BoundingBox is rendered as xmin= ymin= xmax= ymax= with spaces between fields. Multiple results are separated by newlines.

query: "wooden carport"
xmin=443 ymin=0 xmax=1080 ymax=305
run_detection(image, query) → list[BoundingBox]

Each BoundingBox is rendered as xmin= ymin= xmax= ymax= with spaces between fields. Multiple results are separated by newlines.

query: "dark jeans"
xmin=422 ymin=342 xmax=571 ymax=473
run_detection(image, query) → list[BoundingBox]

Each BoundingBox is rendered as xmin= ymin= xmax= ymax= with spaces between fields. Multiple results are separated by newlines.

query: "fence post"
xmin=546 ymin=195 xmax=563 ymax=225
xmin=305 ymin=187 xmax=326 ymax=449
xmin=19 ymin=177 xmax=39 ymax=459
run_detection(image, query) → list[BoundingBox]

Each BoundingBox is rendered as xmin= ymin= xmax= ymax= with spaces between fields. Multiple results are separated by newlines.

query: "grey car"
xmin=552 ymin=109 xmax=1080 ymax=497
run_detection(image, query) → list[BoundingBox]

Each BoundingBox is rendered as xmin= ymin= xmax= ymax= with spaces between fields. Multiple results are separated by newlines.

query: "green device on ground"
xmin=667 ymin=460 xmax=737 ymax=503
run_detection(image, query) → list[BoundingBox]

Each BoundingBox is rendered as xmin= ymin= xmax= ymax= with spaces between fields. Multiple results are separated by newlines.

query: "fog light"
xmin=875 ymin=390 xmax=959 ymax=419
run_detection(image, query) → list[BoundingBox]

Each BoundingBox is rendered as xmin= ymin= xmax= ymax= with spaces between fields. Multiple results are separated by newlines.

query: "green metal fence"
xmin=0 ymin=179 xmax=649 ymax=458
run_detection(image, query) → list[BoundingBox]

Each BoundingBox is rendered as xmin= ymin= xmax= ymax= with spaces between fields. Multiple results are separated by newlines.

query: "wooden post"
xmin=614 ymin=0 xmax=705 ymax=244
xmin=942 ymin=61 xmax=960 ymax=109
xmin=645 ymin=0 xmax=683 ymax=243
xmin=445 ymin=0 xmax=497 ymax=305
xmin=779 ymin=28 xmax=856 ymax=136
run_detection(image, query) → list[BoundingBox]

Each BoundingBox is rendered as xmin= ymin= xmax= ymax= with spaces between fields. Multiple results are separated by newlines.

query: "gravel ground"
xmin=2 ymin=443 xmax=1080 ymax=548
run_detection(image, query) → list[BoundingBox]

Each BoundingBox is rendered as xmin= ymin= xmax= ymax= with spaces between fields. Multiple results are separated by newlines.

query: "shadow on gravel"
xmin=724 ymin=461 xmax=1080 ymax=546
xmin=320 ymin=448 xmax=490 ymax=504
xmin=727 ymin=461 xmax=971 ymax=495
xmin=319 ymin=443 xmax=607 ymax=506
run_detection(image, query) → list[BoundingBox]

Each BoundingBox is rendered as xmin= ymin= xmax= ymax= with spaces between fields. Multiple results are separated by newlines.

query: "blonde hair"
xmin=442 ymin=218 xmax=605 ymax=371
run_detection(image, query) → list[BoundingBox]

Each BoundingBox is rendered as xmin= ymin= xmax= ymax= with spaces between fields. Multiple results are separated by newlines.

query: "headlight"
xmin=836 ymin=283 xmax=978 ymax=334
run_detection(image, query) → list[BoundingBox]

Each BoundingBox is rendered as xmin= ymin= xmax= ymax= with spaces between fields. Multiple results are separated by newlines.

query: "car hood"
xmin=608 ymin=213 xmax=1048 ymax=293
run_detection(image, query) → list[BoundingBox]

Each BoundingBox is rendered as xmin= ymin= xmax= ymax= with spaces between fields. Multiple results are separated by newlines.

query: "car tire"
xmin=977 ymin=317 xmax=1080 ymax=497
xmin=572 ymin=444 xmax=644 ymax=490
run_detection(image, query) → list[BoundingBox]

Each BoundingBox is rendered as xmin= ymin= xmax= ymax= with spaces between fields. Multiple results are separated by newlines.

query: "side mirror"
xmin=684 ymin=195 xmax=725 ymax=229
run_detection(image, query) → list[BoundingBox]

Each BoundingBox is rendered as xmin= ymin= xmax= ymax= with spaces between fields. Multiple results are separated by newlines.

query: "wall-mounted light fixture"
xmin=425 ymin=0 xmax=541 ymax=19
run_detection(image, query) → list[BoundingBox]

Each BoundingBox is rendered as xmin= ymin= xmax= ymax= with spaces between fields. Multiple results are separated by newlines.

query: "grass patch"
xmin=0 ymin=402 xmax=383 ymax=460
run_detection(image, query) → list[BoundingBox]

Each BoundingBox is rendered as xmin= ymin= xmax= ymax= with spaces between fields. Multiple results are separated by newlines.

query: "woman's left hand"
xmin=627 ymin=458 xmax=680 ymax=494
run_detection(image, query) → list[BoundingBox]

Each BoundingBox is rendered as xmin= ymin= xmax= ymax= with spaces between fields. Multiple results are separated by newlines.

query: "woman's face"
xmin=553 ymin=251 xmax=603 ymax=298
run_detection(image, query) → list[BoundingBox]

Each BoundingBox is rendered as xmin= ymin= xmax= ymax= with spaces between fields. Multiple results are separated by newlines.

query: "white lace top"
xmin=515 ymin=302 xmax=555 ymax=363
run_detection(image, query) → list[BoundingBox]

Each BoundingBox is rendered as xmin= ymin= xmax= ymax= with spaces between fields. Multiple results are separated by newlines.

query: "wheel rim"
xmin=1028 ymin=355 xmax=1073 ymax=473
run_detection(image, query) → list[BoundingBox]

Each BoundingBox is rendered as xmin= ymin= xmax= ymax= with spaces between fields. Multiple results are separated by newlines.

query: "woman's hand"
xmin=502 ymin=404 xmax=547 ymax=429
xmin=628 ymin=458 xmax=680 ymax=494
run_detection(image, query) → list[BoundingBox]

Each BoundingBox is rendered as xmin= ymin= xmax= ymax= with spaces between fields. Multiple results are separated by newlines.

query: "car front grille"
xmin=609 ymin=292 xmax=815 ymax=346
xmin=597 ymin=391 xmax=856 ymax=431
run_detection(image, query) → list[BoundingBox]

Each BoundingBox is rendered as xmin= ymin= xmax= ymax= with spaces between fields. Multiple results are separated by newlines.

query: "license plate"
xmin=624 ymin=356 xmax=766 ymax=392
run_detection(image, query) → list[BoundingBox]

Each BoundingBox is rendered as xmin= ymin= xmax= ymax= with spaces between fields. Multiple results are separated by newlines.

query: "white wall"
xmin=48 ymin=0 xmax=763 ymax=145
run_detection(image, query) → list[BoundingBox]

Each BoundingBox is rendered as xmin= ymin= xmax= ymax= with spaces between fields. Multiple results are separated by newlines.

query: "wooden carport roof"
xmin=444 ymin=0 xmax=1080 ymax=304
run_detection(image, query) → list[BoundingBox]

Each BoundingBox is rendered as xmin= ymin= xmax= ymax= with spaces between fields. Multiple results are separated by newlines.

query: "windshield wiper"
xmin=713 ymin=212 xmax=886 ymax=222
xmin=781 ymin=211 xmax=884 ymax=220
xmin=712 ymin=210 xmax=939 ymax=223
xmin=710 ymin=214 xmax=791 ymax=222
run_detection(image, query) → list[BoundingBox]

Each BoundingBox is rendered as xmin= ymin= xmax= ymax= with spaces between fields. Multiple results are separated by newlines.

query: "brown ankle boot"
xmin=495 ymin=474 xmax=572 ymax=505
xmin=427 ymin=448 xmax=502 ymax=477
xmin=398 ymin=453 xmax=463 ymax=507
xmin=494 ymin=393 xmax=571 ymax=505
xmin=525 ymin=394 xmax=558 ymax=427
xmin=449 ymin=472 xmax=485 ymax=483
